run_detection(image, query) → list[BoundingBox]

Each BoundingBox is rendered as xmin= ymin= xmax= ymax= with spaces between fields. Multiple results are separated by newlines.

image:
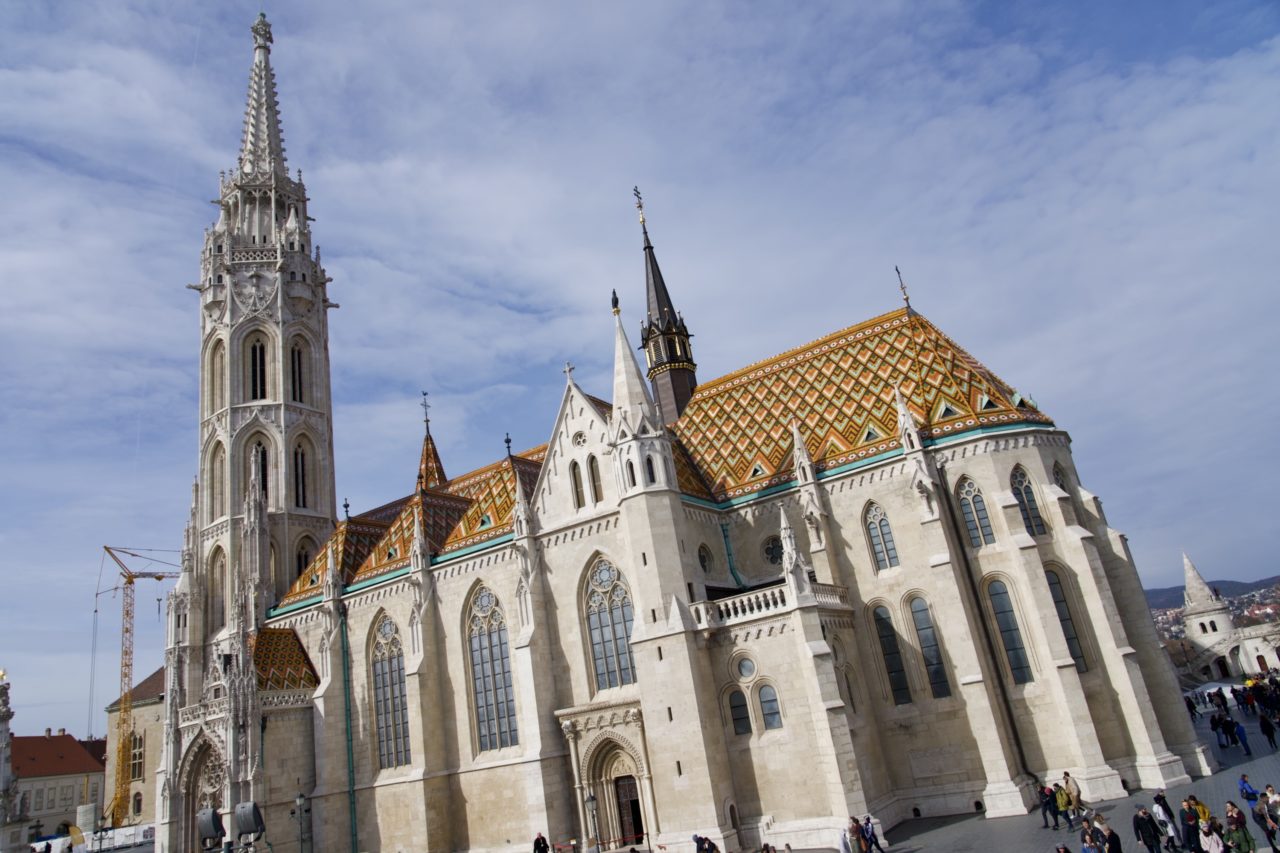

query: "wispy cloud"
xmin=1 ymin=0 xmax=1277 ymax=734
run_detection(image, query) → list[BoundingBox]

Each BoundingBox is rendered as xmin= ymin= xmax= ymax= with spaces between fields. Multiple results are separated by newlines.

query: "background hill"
xmin=1145 ymin=576 xmax=1280 ymax=610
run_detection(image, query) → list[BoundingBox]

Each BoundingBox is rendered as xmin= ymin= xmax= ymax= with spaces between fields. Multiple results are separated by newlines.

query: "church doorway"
xmin=1259 ymin=655 xmax=1269 ymax=673
xmin=615 ymin=775 xmax=644 ymax=846
xmin=1215 ymin=657 xmax=1230 ymax=679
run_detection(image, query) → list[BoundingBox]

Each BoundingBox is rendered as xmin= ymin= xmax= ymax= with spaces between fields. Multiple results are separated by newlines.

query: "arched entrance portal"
xmin=582 ymin=736 xmax=654 ymax=850
xmin=178 ymin=737 xmax=226 ymax=852
xmin=1215 ymin=657 xmax=1231 ymax=679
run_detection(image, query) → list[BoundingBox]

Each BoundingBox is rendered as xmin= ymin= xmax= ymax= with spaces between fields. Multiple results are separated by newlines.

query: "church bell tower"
xmin=634 ymin=190 xmax=697 ymax=422
xmin=193 ymin=12 xmax=338 ymax=632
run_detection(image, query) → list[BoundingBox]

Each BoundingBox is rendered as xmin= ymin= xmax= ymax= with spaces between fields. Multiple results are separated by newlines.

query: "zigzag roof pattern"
xmin=671 ymin=307 xmax=1052 ymax=501
xmin=250 ymin=627 xmax=318 ymax=690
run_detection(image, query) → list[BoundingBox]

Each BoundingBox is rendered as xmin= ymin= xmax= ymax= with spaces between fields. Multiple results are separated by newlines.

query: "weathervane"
xmin=633 ymin=186 xmax=645 ymax=226
xmin=420 ymin=390 xmax=431 ymax=433
xmin=895 ymin=265 xmax=911 ymax=309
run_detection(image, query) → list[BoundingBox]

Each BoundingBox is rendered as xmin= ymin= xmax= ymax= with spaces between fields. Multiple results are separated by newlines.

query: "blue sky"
xmin=1 ymin=0 xmax=1277 ymax=736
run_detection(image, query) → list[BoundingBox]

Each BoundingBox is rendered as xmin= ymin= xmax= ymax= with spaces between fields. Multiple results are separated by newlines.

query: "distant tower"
xmin=193 ymin=11 xmax=338 ymax=631
xmin=634 ymin=189 xmax=697 ymax=422
xmin=1182 ymin=553 xmax=1233 ymax=653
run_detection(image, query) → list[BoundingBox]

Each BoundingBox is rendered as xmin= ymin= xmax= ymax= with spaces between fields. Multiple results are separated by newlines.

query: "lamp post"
xmin=585 ymin=793 xmax=599 ymax=853
xmin=290 ymin=792 xmax=310 ymax=852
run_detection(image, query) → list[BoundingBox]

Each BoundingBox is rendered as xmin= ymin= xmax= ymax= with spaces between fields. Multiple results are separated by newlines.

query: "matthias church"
xmin=152 ymin=15 xmax=1211 ymax=853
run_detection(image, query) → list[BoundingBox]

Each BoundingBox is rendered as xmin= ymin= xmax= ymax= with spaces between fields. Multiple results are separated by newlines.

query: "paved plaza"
xmin=885 ymin=709 xmax=1276 ymax=851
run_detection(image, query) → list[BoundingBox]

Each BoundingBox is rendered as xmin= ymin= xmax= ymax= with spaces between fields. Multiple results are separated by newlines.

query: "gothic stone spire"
xmin=239 ymin=13 xmax=288 ymax=178
xmin=634 ymin=188 xmax=697 ymax=421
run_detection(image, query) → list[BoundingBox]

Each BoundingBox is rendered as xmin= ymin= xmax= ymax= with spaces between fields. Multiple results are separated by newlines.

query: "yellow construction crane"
xmin=103 ymin=546 xmax=179 ymax=828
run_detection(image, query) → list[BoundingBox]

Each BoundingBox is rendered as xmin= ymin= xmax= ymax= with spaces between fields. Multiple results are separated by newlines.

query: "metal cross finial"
xmin=504 ymin=433 xmax=513 ymax=457
xmin=633 ymin=186 xmax=645 ymax=225
xmin=343 ymin=498 xmax=350 ymax=521
xmin=420 ymin=391 xmax=431 ymax=433
xmin=563 ymin=361 xmax=575 ymax=380
xmin=895 ymin=265 xmax=911 ymax=309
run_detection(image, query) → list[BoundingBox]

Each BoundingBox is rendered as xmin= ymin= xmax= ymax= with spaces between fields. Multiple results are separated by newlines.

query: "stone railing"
xmin=811 ymin=582 xmax=850 ymax=607
xmin=692 ymin=585 xmax=789 ymax=629
xmin=231 ymin=246 xmax=279 ymax=263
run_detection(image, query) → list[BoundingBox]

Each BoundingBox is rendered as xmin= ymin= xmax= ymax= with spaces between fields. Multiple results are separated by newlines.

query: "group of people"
xmin=1044 ymin=774 xmax=1280 ymax=853
xmin=838 ymin=816 xmax=886 ymax=853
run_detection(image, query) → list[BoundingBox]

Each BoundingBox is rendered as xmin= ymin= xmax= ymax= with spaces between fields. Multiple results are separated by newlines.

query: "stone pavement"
xmin=885 ymin=706 xmax=1280 ymax=851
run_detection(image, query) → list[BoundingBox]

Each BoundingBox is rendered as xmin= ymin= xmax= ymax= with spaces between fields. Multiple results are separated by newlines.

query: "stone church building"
xmin=155 ymin=15 xmax=1212 ymax=853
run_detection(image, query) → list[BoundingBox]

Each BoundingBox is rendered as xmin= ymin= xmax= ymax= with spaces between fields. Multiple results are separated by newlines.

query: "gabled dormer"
xmin=532 ymin=366 xmax=615 ymax=528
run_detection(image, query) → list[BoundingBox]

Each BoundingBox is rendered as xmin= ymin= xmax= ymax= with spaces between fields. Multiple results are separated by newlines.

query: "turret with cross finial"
xmin=634 ymin=187 xmax=698 ymax=421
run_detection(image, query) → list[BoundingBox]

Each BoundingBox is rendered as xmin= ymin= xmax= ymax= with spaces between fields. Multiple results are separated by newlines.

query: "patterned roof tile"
xmin=250 ymin=627 xmax=319 ymax=691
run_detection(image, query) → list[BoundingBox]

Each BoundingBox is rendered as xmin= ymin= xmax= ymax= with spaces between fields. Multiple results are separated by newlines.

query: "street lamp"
xmin=291 ymin=792 xmax=311 ymax=853
xmin=585 ymin=793 xmax=599 ymax=853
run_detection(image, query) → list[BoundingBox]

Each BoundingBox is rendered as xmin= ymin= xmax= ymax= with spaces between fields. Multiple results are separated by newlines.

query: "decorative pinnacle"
xmin=420 ymin=391 xmax=431 ymax=434
xmin=342 ymin=498 xmax=350 ymax=521
xmin=633 ymin=186 xmax=645 ymax=226
xmin=251 ymin=13 xmax=273 ymax=53
xmin=611 ymin=289 xmax=620 ymax=316
xmin=895 ymin=265 xmax=911 ymax=309
xmin=504 ymin=433 xmax=513 ymax=457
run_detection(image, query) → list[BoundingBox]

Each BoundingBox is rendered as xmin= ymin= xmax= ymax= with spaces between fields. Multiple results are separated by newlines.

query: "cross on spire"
xmin=633 ymin=185 xmax=645 ymax=226
xmin=895 ymin=265 xmax=911 ymax=309
xmin=420 ymin=390 xmax=431 ymax=434
xmin=563 ymin=361 xmax=575 ymax=380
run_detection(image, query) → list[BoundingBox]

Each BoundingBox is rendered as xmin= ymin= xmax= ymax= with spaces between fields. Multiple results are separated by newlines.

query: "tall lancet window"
xmin=248 ymin=337 xmax=268 ymax=401
xmin=468 ymin=586 xmax=518 ymax=751
xmin=864 ymin=503 xmax=900 ymax=570
xmin=1011 ymin=467 xmax=1047 ymax=535
xmin=209 ymin=340 xmax=227 ymax=412
xmin=570 ymin=461 xmax=585 ymax=509
xmin=910 ymin=597 xmax=951 ymax=698
xmin=208 ymin=443 xmax=227 ymax=523
xmin=290 ymin=343 xmax=305 ymax=404
xmin=207 ymin=549 xmax=227 ymax=635
xmin=957 ymin=478 xmax=996 ymax=547
xmin=372 ymin=616 xmax=411 ymax=768
xmin=586 ymin=560 xmax=636 ymax=690
xmin=1045 ymin=569 xmax=1087 ymax=672
xmin=253 ymin=441 xmax=269 ymax=503
xmin=988 ymin=580 xmax=1034 ymax=684
xmin=588 ymin=455 xmax=604 ymax=504
xmin=872 ymin=606 xmax=911 ymax=705
xmin=293 ymin=443 xmax=308 ymax=509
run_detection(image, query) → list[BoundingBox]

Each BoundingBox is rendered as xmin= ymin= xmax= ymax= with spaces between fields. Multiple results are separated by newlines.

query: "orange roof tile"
xmin=250 ymin=628 xmax=319 ymax=690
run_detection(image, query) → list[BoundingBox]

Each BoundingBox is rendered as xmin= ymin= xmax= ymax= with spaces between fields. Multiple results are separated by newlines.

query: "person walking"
xmin=1224 ymin=816 xmax=1258 ymax=853
xmin=1136 ymin=807 xmax=1163 ymax=852
xmin=1184 ymin=801 xmax=1206 ymax=853
xmin=1243 ymin=777 xmax=1262 ymax=807
xmin=1250 ymin=798 xmax=1279 ymax=853
xmin=535 ymin=833 xmax=551 ymax=853
xmin=1059 ymin=784 xmax=1078 ymax=831
xmin=1099 ymin=817 xmax=1123 ymax=853
xmin=1043 ymin=783 xmax=1062 ymax=829
xmin=1065 ymin=771 xmax=1084 ymax=818
xmin=1153 ymin=791 xmax=1182 ymax=852
xmin=1259 ymin=714 xmax=1277 ymax=751
xmin=1213 ymin=715 xmax=1228 ymax=749
xmin=860 ymin=816 xmax=885 ymax=853
xmin=1237 ymin=720 xmax=1254 ymax=756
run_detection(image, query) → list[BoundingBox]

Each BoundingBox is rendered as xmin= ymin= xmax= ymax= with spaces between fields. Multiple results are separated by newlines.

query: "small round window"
xmin=572 ymin=431 xmax=587 ymax=447
xmin=698 ymin=545 xmax=713 ymax=572
xmin=737 ymin=658 xmax=756 ymax=679
xmin=763 ymin=536 xmax=783 ymax=565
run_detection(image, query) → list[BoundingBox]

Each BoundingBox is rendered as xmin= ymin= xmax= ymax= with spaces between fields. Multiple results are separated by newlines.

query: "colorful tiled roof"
xmin=250 ymin=627 xmax=319 ymax=690
xmin=671 ymin=307 xmax=1052 ymax=501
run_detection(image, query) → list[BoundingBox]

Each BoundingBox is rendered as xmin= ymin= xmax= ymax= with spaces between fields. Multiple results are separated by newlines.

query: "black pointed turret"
xmin=637 ymin=215 xmax=697 ymax=422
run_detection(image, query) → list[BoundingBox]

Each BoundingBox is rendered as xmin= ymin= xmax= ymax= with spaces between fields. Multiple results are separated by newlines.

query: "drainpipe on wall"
xmin=720 ymin=523 xmax=746 ymax=590
xmin=935 ymin=462 xmax=1033 ymax=779
xmin=339 ymin=603 xmax=359 ymax=853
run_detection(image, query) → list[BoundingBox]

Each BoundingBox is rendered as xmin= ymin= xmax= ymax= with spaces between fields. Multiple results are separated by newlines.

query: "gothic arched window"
xmin=290 ymin=343 xmax=306 ymax=404
xmin=468 ymin=586 xmax=518 ymax=751
xmin=247 ymin=336 xmax=268 ymax=401
xmin=209 ymin=340 xmax=227 ymax=413
xmin=758 ymin=684 xmax=783 ymax=729
xmin=208 ymin=443 xmax=227 ymax=523
xmin=1053 ymin=463 xmax=1069 ymax=492
xmin=988 ymin=580 xmax=1033 ymax=684
xmin=585 ymin=560 xmax=636 ymax=690
xmin=729 ymin=690 xmax=751 ymax=735
xmin=865 ymin=503 xmax=900 ymax=570
xmin=129 ymin=732 xmax=145 ymax=781
xmin=207 ymin=549 xmax=227 ymax=636
xmin=295 ymin=539 xmax=314 ymax=580
xmin=957 ymin=478 xmax=995 ymax=548
xmin=909 ymin=597 xmax=951 ymax=698
xmin=293 ymin=442 xmax=309 ymax=509
xmin=132 ymin=792 xmax=143 ymax=815
xmin=872 ymin=606 xmax=911 ymax=705
xmin=252 ymin=441 xmax=269 ymax=503
xmin=1045 ymin=569 xmax=1087 ymax=672
xmin=588 ymin=455 xmax=604 ymax=504
xmin=1011 ymin=467 xmax=1047 ymax=536
xmin=570 ymin=461 xmax=585 ymax=509
xmin=626 ymin=460 xmax=637 ymax=488
xmin=645 ymin=455 xmax=656 ymax=485
xmin=372 ymin=616 xmax=411 ymax=768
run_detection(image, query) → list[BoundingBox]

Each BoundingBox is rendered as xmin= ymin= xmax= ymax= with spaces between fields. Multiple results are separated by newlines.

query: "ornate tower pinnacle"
xmin=240 ymin=13 xmax=287 ymax=178
xmin=633 ymin=188 xmax=697 ymax=422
